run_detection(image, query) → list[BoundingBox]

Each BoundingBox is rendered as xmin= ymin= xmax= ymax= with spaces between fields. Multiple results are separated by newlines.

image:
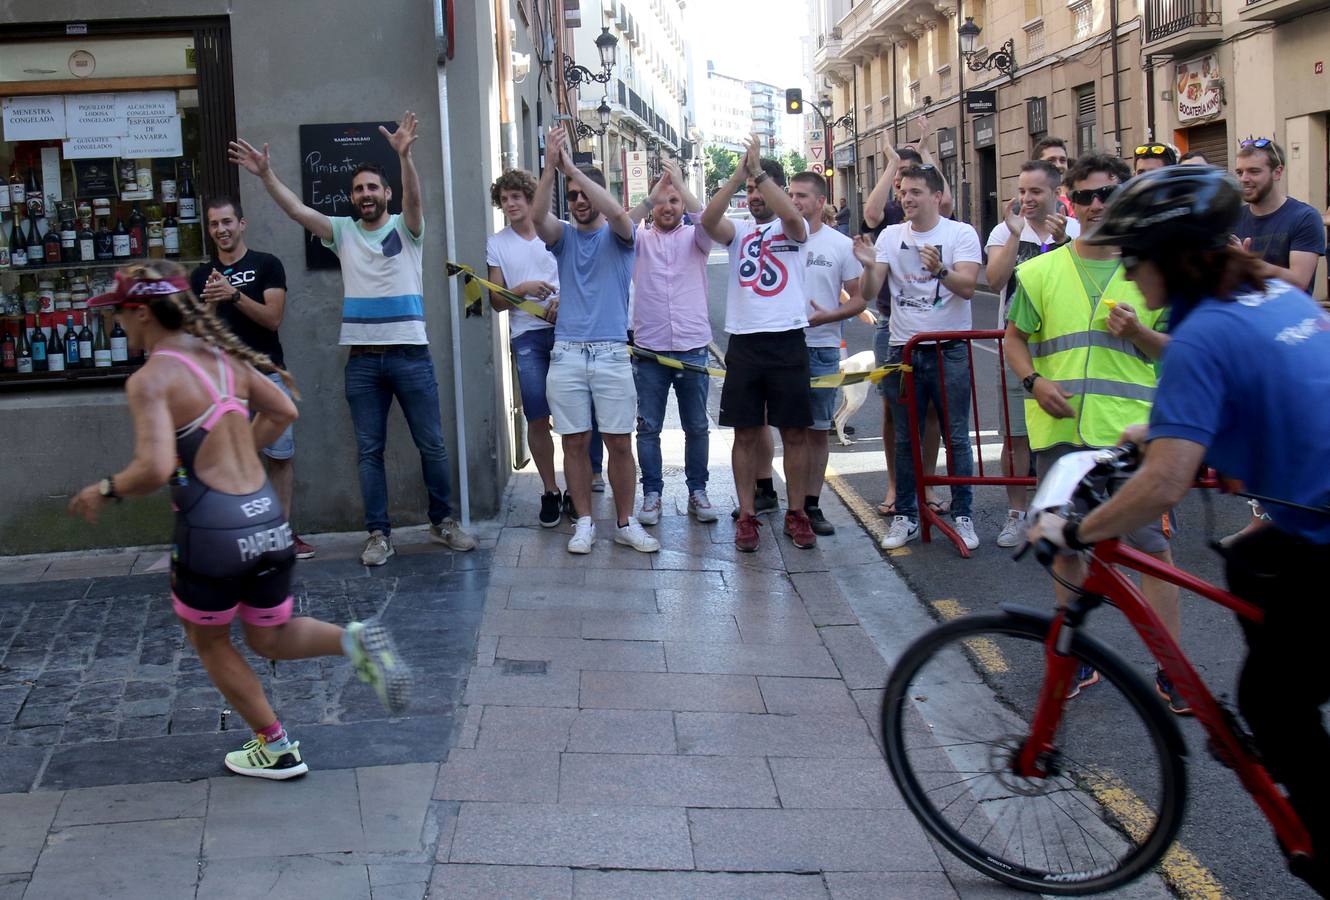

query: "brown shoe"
xmin=784 ymin=510 xmax=817 ymax=549
xmin=292 ymin=535 xmax=316 ymax=560
xmin=735 ymin=513 xmax=762 ymax=552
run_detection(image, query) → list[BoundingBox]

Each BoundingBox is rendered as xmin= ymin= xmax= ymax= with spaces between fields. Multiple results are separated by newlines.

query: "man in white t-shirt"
xmin=790 ymin=171 xmax=865 ymax=536
xmin=231 ymin=111 xmax=477 ymax=567
xmin=855 ymin=163 xmax=984 ymax=551
xmin=701 ymin=135 xmax=815 ymax=553
xmin=984 ymin=159 xmax=1078 ymax=548
xmin=487 ymin=169 xmax=565 ymax=529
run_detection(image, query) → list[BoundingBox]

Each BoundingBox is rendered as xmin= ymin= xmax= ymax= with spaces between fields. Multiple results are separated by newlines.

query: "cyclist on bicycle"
xmin=1028 ymin=165 xmax=1330 ymax=895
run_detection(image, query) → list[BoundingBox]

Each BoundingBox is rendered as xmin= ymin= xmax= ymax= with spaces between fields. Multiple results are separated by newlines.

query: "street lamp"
xmin=957 ymin=17 xmax=1016 ymax=76
xmin=811 ymin=95 xmax=855 ymax=204
xmin=575 ymin=97 xmax=613 ymax=138
xmin=563 ymin=26 xmax=618 ymax=86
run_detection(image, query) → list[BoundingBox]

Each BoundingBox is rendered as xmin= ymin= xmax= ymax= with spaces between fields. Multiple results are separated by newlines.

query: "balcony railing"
xmin=1145 ymin=0 xmax=1221 ymax=42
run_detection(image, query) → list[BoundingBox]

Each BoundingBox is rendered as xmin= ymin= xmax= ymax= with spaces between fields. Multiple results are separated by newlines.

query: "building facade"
xmin=748 ymin=80 xmax=781 ymax=153
xmin=701 ymin=63 xmax=751 ymax=152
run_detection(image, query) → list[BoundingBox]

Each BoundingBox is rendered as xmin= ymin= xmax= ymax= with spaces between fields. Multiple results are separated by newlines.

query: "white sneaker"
xmin=638 ymin=492 xmax=662 ymax=526
xmin=688 ymin=490 xmax=719 ymax=523
xmin=954 ymin=516 xmax=981 ymax=551
xmin=880 ymin=516 xmax=919 ymax=550
xmin=568 ymin=517 xmax=596 ymax=554
xmin=591 ymin=472 xmax=606 ymax=493
xmin=614 ymin=517 xmax=661 ymax=553
xmin=995 ymin=510 xmax=1027 ymax=548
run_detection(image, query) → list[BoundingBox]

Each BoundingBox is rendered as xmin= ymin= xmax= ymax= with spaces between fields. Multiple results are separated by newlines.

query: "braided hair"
xmin=124 ymin=260 xmax=301 ymax=399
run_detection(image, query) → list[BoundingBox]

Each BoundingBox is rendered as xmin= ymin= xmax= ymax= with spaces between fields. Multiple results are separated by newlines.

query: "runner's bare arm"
xmin=114 ymin=373 xmax=179 ymax=495
xmin=229 ymin=139 xmax=333 ymax=241
xmin=245 ymin=362 xmax=298 ymax=451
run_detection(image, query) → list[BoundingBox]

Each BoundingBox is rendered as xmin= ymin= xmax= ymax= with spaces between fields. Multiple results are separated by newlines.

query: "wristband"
xmin=1063 ymin=517 xmax=1091 ymax=551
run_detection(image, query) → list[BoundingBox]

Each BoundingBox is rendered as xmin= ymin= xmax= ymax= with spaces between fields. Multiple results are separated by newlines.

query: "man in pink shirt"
xmin=629 ymin=160 xmax=718 ymax=525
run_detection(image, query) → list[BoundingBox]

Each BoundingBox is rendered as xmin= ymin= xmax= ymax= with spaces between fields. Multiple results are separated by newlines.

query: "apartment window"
xmin=1074 ymin=82 xmax=1096 ymax=155
xmin=939 ymin=65 xmax=953 ymax=97
xmin=910 ymin=80 xmax=921 ymax=108
xmin=1071 ymin=0 xmax=1094 ymax=40
xmin=1026 ymin=22 xmax=1044 ymax=57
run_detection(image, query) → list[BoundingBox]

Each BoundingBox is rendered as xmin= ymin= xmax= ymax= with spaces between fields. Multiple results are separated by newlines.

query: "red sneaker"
xmin=735 ymin=514 xmax=762 ymax=553
xmin=293 ymin=535 xmax=316 ymax=560
xmin=784 ymin=510 xmax=817 ymax=549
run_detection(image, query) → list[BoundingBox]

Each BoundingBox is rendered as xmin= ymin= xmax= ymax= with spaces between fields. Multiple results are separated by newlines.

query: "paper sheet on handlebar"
xmin=1029 ymin=450 xmax=1103 ymax=515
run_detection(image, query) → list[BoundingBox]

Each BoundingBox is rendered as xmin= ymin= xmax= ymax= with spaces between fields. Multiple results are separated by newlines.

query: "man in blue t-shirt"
xmin=531 ymin=125 xmax=657 ymax=556
xmin=1234 ymin=139 xmax=1325 ymax=294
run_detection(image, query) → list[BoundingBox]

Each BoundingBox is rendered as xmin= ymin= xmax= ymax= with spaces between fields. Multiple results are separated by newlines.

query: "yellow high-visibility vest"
xmin=1017 ymin=246 xmax=1165 ymax=451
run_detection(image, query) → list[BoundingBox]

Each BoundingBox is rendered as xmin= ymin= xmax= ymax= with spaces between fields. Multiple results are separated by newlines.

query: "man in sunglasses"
xmin=1004 ymin=154 xmax=1189 ymax=713
xmin=1132 ymin=142 xmax=1178 ymax=176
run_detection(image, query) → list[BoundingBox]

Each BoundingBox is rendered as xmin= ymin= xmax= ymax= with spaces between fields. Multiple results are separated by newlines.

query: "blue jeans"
xmin=345 ymin=346 xmax=453 ymax=534
xmin=883 ymin=341 xmax=975 ymax=519
xmin=632 ymin=347 xmax=710 ymax=495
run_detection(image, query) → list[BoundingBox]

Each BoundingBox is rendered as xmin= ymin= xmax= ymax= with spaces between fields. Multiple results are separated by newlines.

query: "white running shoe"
xmin=567 ymin=517 xmax=596 ymax=554
xmin=688 ymin=490 xmax=719 ymax=523
xmin=614 ymin=517 xmax=661 ymax=553
xmin=880 ymin=516 xmax=919 ymax=550
xmin=995 ymin=510 xmax=1027 ymax=548
xmin=638 ymin=492 xmax=662 ymax=526
xmin=954 ymin=516 xmax=981 ymax=551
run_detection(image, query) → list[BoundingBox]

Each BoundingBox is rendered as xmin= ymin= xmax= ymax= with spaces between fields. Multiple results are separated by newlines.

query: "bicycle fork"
xmin=1014 ymin=605 xmax=1086 ymax=778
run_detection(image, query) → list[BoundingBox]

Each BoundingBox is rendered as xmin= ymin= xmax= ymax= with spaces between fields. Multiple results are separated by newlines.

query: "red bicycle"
xmin=881 ymin=445 xmax=1315 ymax=894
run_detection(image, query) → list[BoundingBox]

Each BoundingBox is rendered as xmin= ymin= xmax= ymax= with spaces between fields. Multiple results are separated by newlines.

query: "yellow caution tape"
xmin=628 ymin=346 xmax=728 ymax=377
xmin=447 ymin=261 xmax=551 ymax=320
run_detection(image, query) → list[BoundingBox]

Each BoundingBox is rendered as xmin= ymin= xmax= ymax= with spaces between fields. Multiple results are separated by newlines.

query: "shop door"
xmin=1185 ymin=121 xmax=1228 ymax=171
xmin=978 ymin=147 xmax=999 ymax=241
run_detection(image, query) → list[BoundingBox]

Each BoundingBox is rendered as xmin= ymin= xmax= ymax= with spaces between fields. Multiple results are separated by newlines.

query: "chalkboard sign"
xmin=298 ymin=121 xmax=402 ymax=270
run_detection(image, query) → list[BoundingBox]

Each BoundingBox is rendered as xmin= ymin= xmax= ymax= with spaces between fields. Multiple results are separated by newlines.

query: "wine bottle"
xmin=95 ymin=216 xmax=114 ymax=261
xmin=113 ymin=218 xmax=131 ymax=259
xmin=26 ymin=217 xmax=43 ymax=267
xmin=43 ymin=222 xmax=62 ymax=265
xmin=31 ymin=320 xmax=49 ymax=372
xmin=79 ymin=218 xmax=96 ymax=263
xmin=110 ymin=319 xmax=129 ymax=363
xmin=93 ymin=312 xmax=112 ymax=367
xmin=127 ymin=204 xmax=146 ymax=257
xmin=8 ymin=166 xmax=25 ymax=210
xmin=0 ymin=213 xmax=10 ymax=270
xmin=63 ymin=315 xmax=80 ymax=368
xmin=47 ymin=318 xmax=65 ymax=372
xmin=77 ymin=315 xmax=94 ymax=368
xmin=16 ymin=323 xmax=32 ymax=374
xmin=60 ymin=217 xmax=77 ymax=263
xmin=1 ymin=326 xmax=15 ymax=371
xmin=8 ymin=213 xmax=25 ymax=269
xmin=178 ymin=165 xmax=196 ymax=219
xmin=25 ymin=167 xmax=43 ymax=219
xmin=163 ymin=211 xmax=180 ymax=258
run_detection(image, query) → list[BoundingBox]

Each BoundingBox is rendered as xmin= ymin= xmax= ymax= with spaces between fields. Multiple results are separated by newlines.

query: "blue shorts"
xmin=511 ymin=327 xmax=556 ymax=422
xmin=807 ymin=346 xmax=841 ymax=431
xmin=263 ymin=372 xmax=295 ymax=460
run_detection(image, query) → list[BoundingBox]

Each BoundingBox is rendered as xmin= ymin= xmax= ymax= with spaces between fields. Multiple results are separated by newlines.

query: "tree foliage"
xmin=703 ymin=145 xmax=739 ymax=197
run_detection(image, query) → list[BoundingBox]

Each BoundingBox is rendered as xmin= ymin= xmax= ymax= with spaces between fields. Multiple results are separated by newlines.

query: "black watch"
xmin=936 ymin=266 xmax=949 ymax=281
xmin=1063 ymin=517 xmax=1091 ymax=551
xmin=1021 ymin=373 xmax=1041 ymax=393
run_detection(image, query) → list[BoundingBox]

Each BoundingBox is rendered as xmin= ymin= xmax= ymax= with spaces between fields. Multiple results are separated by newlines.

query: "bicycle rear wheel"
xmin=882 ymin=608 xmax=1187 ymax=895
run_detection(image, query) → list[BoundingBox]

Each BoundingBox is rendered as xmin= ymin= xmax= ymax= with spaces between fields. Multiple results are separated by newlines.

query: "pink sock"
xmin=258 ymin=720 xmax=285 ymax=743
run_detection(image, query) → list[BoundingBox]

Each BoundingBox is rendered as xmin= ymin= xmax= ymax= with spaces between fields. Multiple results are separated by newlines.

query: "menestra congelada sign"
xmin=1175 ymin=54 xmax=1222 ymax=122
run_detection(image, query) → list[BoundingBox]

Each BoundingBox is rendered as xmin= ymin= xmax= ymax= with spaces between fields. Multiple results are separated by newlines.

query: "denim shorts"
xmin=546 ymin=340 xmax=637 ymax=434
xmin=511 ymin=327 xmax=556 ymax=422
xmin=262 ymin=371 xmax=295 ymax=460
xmin=807 ymin=346 xmax=841 ymax=431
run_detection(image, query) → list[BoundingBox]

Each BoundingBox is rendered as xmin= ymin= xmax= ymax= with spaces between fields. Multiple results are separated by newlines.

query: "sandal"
xmin=926 ymin=498 xmax=951 ymax=516
xmin=877 ymin=500 xmax=897 ymax=517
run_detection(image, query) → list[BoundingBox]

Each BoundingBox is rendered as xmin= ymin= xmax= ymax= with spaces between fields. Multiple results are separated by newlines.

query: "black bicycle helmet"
xmin=1082 ymin=166 xmax=1241 ymax=258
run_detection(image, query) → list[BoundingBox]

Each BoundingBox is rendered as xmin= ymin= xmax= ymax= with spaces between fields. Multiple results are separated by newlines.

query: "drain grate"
xmin=498 ymin=658 xmax=549 ymax=675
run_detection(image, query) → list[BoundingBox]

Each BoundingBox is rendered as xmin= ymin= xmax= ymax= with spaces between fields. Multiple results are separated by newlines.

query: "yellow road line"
xmin=932 ymin=599 xmax=1009 ymax=673
xmin=826 ymin=467 xmax=888 ymax=545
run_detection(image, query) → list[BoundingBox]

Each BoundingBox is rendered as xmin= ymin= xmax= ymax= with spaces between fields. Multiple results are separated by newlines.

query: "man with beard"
xmin=701 ymin=136 xmax=814 ymax=552
xmin=530 ymin=125 xmax=659 ymax=555
xmin=627 ymin=158 xmax=718 ymax=527
xmin=1233 ymin=139 xmax=1324 ymax=294
xmin=230 ymin=111 xmax=477 ymax=567
xmin=189 ymin=197 xmax=314 ymax=560
xmin=1033 ymin=136 xmax=1075 ymax=218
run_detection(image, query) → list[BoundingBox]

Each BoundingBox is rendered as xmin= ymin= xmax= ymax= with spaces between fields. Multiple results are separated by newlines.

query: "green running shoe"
xmin=345 ymin=620 xmax=412 ymax=715
xmin=224 ymin=736 xmax=308 ymax=780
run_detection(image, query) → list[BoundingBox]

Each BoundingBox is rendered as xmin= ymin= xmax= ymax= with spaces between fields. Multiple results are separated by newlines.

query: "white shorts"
xmin=546 ymin=340 xmax=638 ymax=435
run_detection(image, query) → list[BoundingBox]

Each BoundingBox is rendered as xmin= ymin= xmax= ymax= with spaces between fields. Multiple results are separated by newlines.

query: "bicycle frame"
xmin=1018 ymin=538 xmax=1314 ymax=860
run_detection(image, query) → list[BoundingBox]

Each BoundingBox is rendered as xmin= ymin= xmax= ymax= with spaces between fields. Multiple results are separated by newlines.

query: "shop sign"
xmin=973 ymin=114 xmax=996 ymax=149
xmin=965 ymin=90 xmax=997 ymax=115
xmin=121 ymin=115 xmax=183 ymax=159
xmin=117 ymin=90 xmax=176 ymax=121
xmin=938 ymin=127 xmax=956 ymax=159
xmin=1175 ymin=54 xmax=1222 ymax=122
xmin=65 ymin=93 xmax=120 ymax=138
xmin=833 ymin=143 xmax=856 ymax=167
xmin=2 ymin=96 xmax=66 ymax=142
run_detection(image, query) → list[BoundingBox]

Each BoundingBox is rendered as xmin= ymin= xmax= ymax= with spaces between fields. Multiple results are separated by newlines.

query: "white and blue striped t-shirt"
xmin=322 ymin=214 xmax=428 ymax=345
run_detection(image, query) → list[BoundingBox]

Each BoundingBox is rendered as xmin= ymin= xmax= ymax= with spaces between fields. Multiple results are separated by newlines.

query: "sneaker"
xmin=568 ymin=517 xmax=596 ymax=554
xmin=224 ymin=736 xmax=308 ymax=780
xmin=784 ymin=510 xmax=817 ymax=549
xmin=539 ymin=491 xmax=563 ymax=528
xmin=1155 ymin=669 xmax=1193 ymax=716
xmin=591 ymin=472 xmax=606 ymax=493
xmin=953 ymin=516 xmax=981 ymax=551
xmin=360 ymin=530 xmax=394 ymax=567
xmin=614 ymin=517 xmax=661 ymax=553
xmin=562 ymin=490 xmax=579 ymax=522
xmin=880 ymin=516 xmax=919 ymax=550
xmin=805 ymin=506 xmax=835 ymax=536
xmin=344 ymin=620 xmax=412 ymax=714
xmin=731 ymin=491 xmax=780 ymax=519
xmin=995 ymin=510 xmax=1027 ymax=549
xmin=430 ymin=517 xmax=478 ymax=552
xmin=638 ymin=492 xmax=662 ymax=526
xmin=735 ymin=513 xmax=762 ymax=552
xmin=293 ymin=535 xmax=316 ymax=560
xmin=1066 ymin=664 xmax=1100 ymax=699
xmin=688 ymin=490 xmax=719 ymax=523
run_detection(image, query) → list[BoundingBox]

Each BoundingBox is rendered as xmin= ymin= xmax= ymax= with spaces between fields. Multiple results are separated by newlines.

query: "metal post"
xmin=957 ymin=0 xmax=969 ymax=225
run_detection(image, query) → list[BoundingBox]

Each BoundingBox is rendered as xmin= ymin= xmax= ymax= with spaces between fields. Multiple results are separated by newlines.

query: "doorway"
xmin=978 ymin=147 xmax=999 ymax=241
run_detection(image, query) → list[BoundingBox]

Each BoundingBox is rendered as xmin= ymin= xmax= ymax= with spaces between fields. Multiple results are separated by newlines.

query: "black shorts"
xmin=719 ymin=330 xmax=813 ymax=429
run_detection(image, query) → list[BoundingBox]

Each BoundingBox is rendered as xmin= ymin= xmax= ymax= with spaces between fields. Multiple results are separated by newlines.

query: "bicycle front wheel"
xmin=882 ymin=609 xmax=1187 ymax=895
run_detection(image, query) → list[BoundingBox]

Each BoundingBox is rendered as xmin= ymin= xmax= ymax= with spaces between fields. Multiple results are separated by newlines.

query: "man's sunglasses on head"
xmin=1134 ymin=145 xmax=1170 ymax=158
xmin=1070 ymin=185 xmax=1118 ymax=206
xmin=1240 ymin=137 xmax=1283 ymax=168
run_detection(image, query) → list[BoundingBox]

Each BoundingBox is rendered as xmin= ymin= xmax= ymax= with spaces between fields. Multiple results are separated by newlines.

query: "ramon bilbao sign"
xmin=1175 ymin=54 xmax=1222 ymax=122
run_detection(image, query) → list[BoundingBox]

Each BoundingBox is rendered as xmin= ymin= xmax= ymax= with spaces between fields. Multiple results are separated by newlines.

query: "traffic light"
xmin=785 ymin=88 xmax=803 ymax=115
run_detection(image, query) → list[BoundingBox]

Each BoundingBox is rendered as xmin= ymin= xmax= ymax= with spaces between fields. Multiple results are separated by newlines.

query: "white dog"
xmin=832 ymin=350 xmax=878 ymax=446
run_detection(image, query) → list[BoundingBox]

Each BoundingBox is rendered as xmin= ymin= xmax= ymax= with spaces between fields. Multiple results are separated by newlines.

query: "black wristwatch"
xmin=936 ymin=266 xmax=949 ymax=282
xmin=1021 ymin=373 xmax=1041 ymax=393
xmin=1063 ymin=517 xmax=1091 ymax=551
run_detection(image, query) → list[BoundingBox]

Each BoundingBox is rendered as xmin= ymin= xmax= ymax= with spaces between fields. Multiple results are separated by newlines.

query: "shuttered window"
xmin=1075 ymin=83 xmax=1096 ymax=156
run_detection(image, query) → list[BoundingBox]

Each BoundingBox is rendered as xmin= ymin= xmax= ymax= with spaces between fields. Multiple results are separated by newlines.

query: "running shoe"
xmin=539 ymin=491 xmax=563 ymax=528
xmin=1066 ymin=664 xmax=1100 ymax=699
xmin=430 ymin=517 xmax=478 ymax=551
xmin=995 ymin=510 xmax=1027 ymax=549
xmin=638 ymin=492 xmax=662 ymax=526
xmin=591 ymin=472 xmax=606 ymax=493
xmin=344 ymin=620 xmax=412 ymax=715
xmin=224 ymin=736 xmax=308 ymax=780
xmin=953 ymin=516 xmax=981 ymax=551
xmin=784 ymin=510 xmax=817 ymax=549
xmin=880 ymin=516 xmax=919 ymax=550
xmin=614 ymin=518 xmax=661 ymax=553
xmin=360 ymin=530 xmax=394 ymax=567
xmin=293 ymin=535 xmax=316 ymax=560
xmin=568 ymin=517 xmax=596 ymax=554
xmin=688 ymin=490 xmax=719 ymax=523
xmin=735 ymin=513 xmax=762 ymax=552
xmin=1155 ymin=669 xmax=1193 ymax=716
xmin=805 ymin=506 xmax=835 ymax=536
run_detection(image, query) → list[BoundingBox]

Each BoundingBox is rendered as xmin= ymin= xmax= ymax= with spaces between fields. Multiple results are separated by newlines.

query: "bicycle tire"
xmin=882 ymin=608 xmax=1187 ymax=895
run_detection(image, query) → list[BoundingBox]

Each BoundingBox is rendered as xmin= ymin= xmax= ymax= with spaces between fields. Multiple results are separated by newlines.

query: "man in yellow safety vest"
xmin=1005 ymin=153 xmax=1188 ymax=715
